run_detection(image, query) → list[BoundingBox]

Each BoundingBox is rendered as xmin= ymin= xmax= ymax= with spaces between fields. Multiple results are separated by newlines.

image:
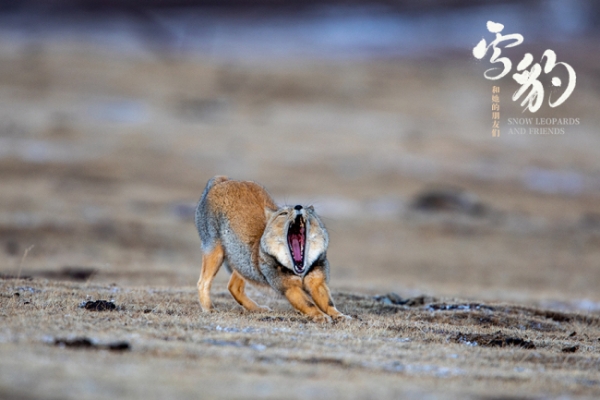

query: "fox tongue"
xmin=291 ymin=236 xmax=303 ymax=264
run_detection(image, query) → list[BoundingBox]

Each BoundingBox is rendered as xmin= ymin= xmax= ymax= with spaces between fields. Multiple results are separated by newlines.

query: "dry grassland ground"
xmin=2 ymin=279 xmax=600 ymax=400
xmin=1 ymin=22 xmax=600 ymax=399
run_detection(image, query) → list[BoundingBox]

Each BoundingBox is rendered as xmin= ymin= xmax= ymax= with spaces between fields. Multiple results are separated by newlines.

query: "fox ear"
xmin=264 ymin=206 xmax=277 ymax=221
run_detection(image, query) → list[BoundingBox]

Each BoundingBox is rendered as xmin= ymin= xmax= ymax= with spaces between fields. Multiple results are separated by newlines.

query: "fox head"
xmin=260 ymin=204 xmax=328 ymax=276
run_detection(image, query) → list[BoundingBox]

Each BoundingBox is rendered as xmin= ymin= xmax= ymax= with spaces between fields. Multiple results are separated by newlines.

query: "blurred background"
xmin=1 ymin=0 xmax=600 ymax=310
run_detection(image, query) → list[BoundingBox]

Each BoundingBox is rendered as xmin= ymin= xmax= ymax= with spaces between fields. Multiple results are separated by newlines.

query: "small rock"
xmin=54 ymin=337 xmax=130 ymax=351
xmin=81 ymin=300 xmax=117 ymax=311
xmin=561 ymin=345 xmax=579 ymax=353
xmin=411 ymin=186 xmax=486 ymax=216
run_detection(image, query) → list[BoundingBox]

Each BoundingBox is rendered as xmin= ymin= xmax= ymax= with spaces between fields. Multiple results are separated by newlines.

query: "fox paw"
xmin=311 ymin=313 xmax=333 ymax=323
xmin=332 ymin=313 xmax=352 ymax=321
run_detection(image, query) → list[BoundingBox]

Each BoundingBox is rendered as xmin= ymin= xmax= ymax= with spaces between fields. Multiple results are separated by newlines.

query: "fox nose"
xmin=294 ymin=205 xmax=302 ymax=211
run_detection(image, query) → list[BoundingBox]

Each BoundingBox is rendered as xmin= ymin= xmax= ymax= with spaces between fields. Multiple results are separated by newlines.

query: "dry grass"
xmin=1 ymin=278 xmax=600 ymax=399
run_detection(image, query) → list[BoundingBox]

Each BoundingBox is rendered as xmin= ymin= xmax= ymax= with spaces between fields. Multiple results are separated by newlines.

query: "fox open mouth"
xmin=287 ymin=214 xmax=306 ymax=274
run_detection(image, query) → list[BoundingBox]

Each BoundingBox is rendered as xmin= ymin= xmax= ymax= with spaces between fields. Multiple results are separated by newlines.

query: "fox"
xmin=194 ymin=176 xmax=348 ymax=322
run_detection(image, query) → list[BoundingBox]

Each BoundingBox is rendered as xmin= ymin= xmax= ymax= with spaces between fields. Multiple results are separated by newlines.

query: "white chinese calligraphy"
xmin=473 ymin=21 xmax=523 ymax=80
xmin=474 ymin=21 xmax=576 ymax=113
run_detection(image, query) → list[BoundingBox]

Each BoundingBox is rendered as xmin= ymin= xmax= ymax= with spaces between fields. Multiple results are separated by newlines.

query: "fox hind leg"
xmin=197 ymin=241 xmax=224 ymax=312
xmin=227 ymin=271 xmax=270 ymax=312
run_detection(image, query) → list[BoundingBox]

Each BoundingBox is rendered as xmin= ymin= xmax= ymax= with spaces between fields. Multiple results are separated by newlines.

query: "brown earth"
xmin=1 ymin=27 xmax=600 ymax=399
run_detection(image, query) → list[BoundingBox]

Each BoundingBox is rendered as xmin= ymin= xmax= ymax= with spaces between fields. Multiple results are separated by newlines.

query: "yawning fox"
xmin=195 ymin=176 xmax=347 ymax=322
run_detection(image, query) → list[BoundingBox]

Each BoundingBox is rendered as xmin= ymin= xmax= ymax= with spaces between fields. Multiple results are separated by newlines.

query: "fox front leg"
xmin=270 ymin=273 xmax=330 ymax=323
xmin=303 ymin=266 xmax=350 ymax=321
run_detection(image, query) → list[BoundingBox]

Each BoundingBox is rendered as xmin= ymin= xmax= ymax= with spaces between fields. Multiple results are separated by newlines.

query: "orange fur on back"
xmin=206 ymin=180 xmax=277 ymax=247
